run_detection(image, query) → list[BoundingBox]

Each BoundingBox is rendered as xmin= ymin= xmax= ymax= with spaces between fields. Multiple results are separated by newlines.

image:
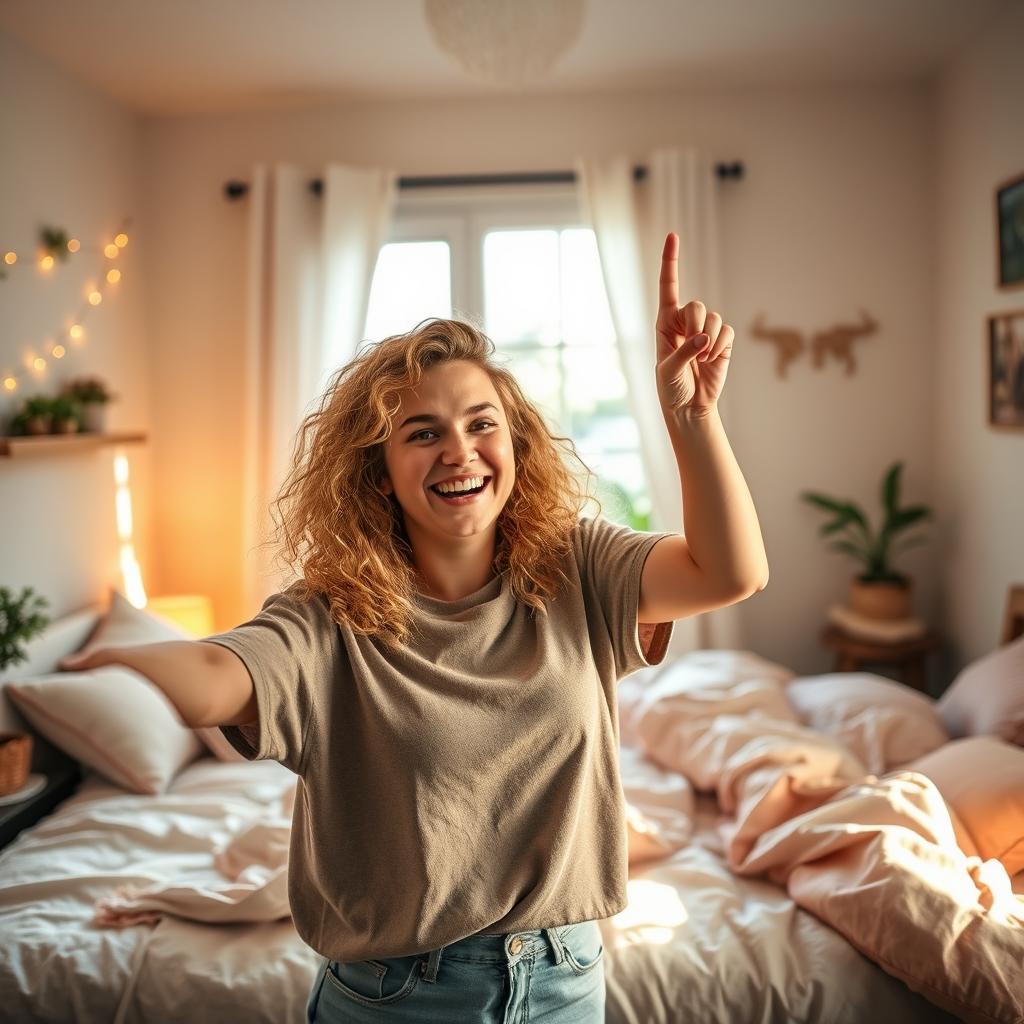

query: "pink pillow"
xmin=936 ymin=635 xmax=1024 ymax=746
xmin=83 ymin=589 xmax=247 ymax=763
xmin=905 ymin=736 xmax=1024 ymax=874
xmin=786 ymin=673 xmax=949 ymax=774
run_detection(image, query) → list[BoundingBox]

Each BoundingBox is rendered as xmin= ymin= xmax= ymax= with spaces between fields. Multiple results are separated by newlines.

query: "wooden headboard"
xmin=1003 ymin=584 xmax=1024 ymax=645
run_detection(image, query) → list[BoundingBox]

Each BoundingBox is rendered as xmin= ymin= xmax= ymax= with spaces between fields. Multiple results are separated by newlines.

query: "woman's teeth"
xmin=430 ymin=477 xmax=490 ymax=502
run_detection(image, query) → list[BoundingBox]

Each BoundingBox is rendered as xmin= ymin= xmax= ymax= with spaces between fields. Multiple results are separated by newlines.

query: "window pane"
xmin=364 ymin=241 xmax=452 ymax=340
xmin=480 ymin=224 xmax=652 ymax=529
xmin=484 ymin=230 xmax=560 ymax=347
xmin=562 ymin=347 xmax=632 ymax=430
xmin=560 ymin=229 xmax=616 ymax=348
xmin=501 ymin=348 xmax=563 ymax=427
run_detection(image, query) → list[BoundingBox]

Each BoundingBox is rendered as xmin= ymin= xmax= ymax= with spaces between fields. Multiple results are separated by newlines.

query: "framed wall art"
xmin=988 ymin=309 xmax=1024 ymax=430
xmin=996 ymin=171 xmax=1024 ymax=289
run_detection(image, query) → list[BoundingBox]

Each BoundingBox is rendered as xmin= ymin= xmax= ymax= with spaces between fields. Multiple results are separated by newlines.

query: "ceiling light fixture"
xmin=423 ymin=0 xmax=587 ymax=87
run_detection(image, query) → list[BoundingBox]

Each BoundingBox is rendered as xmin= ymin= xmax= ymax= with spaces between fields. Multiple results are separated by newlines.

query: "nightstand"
xmin=0 ymin=744 xmax=82 ymax=851
xmin=820 ymin=625 xmax=943 ymax=694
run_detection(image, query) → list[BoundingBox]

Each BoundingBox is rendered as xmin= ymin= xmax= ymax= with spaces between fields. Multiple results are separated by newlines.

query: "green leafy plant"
xmin=39 ymin=225 xmax=72 ymax=263
xmin=50 ymin=394 xmax=83 ymax=429
xmin=22 ymin=395 xmax=53 ymax=417
xmin=800 ymin=461 xmax=932 ymax=584
xmin=5 ymin=396 xmax=53 ymax=435
xmin=0 ymin=586 xmax=50 ymax=673
xmin=62 ymin=376 xmax=113 ymax=405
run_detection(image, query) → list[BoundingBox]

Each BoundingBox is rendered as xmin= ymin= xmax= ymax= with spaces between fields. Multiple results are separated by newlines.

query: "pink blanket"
xmin=93 ymin=665 xmax=1024 ymax=1023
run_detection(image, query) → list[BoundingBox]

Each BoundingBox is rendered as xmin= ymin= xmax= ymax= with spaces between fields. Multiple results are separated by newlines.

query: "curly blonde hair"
xmin=260 ymin=317 xmax=602 ymax=649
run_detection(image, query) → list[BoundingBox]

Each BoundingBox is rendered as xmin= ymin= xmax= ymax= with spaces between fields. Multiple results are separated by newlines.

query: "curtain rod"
xmin=222 ymin=162 xmax=744 ymax=199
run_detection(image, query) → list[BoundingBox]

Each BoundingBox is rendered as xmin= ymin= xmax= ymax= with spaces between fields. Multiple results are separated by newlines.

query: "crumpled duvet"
xmin=92 ymin=657 xmax=1024 ymax=1024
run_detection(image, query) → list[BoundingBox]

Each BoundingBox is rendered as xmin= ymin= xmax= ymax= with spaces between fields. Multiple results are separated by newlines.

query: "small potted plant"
xmin=0 ymin=586 xmax=49 ymax=796
xmin=13 ymin=396 xmax=55 ymax=436
xmin=800 ymin=461 xmax=933 ymax=621
xmin=61 ymin=376 xmax=115 ymax=432
xmin=49 ymin=394 xmax=83 ymax=434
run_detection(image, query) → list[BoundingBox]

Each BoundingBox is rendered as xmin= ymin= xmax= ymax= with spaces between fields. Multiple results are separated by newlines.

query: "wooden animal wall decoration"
xmin=750 ymin=311 xmax=879 ymax=378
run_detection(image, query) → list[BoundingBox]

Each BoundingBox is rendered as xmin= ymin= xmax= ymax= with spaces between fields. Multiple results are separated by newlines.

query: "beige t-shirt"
xmin=201 ymin=514 xmax=675 ymax=962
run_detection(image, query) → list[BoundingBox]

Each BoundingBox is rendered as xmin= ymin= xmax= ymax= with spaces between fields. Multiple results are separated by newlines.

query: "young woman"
xmin=60 ymin=233 xmax=769 ymax=1023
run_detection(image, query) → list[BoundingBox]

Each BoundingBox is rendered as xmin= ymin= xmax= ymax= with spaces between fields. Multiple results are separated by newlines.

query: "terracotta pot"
xmin=849 ymin=577 xmax=912 ymax=620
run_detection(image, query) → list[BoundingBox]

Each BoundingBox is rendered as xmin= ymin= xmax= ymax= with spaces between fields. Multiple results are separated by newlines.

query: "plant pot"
xmin=26 ymin=416 xmax=51 ymax=435
xmin=53 ymin=418 xmax=79 ymax=434
xmin=82 ymin=403 xmax=108 ymax=432
xmin=849 ymin=577 xmax=913 ymax=621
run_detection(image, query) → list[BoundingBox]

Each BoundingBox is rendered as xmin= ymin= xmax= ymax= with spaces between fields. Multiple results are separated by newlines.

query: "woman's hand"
xmin=58 ymin=647 xmax=114 ymax=672
xmin=655 ymin=232 xmax=734 ymax=422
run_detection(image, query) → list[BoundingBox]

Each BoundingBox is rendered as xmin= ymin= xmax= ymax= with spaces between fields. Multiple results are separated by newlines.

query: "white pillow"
xmin=83 ymin=588 xmax=247 ymax=763
xmin=5 ymin=666 xmax=204 ymax=794
xmin=786 ymin=672 xmax=949 ymax=774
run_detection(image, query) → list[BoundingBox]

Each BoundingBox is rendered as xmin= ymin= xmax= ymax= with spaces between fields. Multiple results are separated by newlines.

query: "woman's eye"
xmin=410 ymin=421 xmax=495 ymax=441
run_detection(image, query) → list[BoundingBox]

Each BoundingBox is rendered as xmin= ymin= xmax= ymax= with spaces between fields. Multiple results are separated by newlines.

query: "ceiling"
xmin=0 ymin=0 xmax=1011 ymax=117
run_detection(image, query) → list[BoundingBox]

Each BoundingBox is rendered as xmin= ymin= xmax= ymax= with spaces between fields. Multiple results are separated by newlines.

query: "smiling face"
xmin=380 ymin=359 xmax=516 ymax=548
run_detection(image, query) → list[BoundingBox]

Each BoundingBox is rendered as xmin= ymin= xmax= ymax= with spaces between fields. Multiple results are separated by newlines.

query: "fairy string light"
xmin=1 ymin=218 xmax=132 ymax=395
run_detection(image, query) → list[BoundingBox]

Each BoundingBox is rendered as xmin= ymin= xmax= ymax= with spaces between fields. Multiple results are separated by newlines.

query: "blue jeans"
xmin=305 ymin=920 xmax=606 ymax=1023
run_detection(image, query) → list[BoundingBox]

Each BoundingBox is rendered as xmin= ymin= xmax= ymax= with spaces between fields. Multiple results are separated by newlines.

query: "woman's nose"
xmin=441 ymin=433 xmax=477 ymax=463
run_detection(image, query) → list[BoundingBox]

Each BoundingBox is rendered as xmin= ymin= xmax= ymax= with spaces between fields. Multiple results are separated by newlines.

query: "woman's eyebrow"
xmin=399 ymin=402 xmax=498 ymax=429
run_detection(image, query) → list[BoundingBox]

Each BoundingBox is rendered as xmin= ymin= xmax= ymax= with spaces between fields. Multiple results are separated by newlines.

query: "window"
xmin=362 ymin=187 xmax=651 ymax=530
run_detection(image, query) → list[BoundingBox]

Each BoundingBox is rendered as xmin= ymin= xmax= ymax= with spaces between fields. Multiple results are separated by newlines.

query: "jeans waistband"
xmin=418 ymin=922 xmax=583 ymax=983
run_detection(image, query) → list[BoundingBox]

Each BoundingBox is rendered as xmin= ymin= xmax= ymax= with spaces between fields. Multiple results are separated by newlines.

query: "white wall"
xmin=933 ymin=3 xmax=1024 ymax=673
xmin=0 ymin=32 xmax=153 ymax=621
xmin=5 ymin=3 xmax=1021 ymax=691
xmin=142 ymin=84 xmax=941 ymax=679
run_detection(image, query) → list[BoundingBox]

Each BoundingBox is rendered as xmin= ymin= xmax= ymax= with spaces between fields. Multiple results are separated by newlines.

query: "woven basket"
xmin=0 ymin=732 xmax=33 ymax=796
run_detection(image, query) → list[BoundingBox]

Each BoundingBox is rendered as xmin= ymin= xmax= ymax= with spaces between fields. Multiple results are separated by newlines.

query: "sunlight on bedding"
xmin=609 ymin=878 xmax=688 ymax=945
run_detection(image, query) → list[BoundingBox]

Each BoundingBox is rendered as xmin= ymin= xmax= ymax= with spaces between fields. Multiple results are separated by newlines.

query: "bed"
xmin=0 ymin=592 xmax=1022 ymax=1023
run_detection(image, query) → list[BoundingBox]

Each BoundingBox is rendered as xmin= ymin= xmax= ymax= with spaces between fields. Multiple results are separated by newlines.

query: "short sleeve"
xmin=199 ymin=583 xmax=338 ymax=775
xmin=575 ymin=515 xmax=677 ymax=680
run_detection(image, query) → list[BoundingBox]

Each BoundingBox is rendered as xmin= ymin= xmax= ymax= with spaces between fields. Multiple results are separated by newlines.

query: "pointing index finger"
xmin=660 ymin=232 xmax=679 ymax=312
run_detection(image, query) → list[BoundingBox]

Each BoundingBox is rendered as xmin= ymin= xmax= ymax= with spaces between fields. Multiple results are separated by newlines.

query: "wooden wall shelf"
xmin=0 ymin=432 xmax=147 ymax=458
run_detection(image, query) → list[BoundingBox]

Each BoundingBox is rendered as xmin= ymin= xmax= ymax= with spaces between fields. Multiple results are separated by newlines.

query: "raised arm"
xmin=58 ymin=641 xmax=257 ymax=728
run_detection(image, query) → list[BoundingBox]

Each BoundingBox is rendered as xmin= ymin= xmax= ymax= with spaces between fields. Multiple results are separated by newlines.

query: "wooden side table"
xmin=820 ymin=625 xmax=942 ymax=694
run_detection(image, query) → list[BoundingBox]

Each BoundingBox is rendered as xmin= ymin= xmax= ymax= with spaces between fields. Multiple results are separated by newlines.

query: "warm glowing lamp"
xmin=146 ymin=595 xmax=215 ymax=637
xmin=104 ymin=244 xmax=119 ymax=259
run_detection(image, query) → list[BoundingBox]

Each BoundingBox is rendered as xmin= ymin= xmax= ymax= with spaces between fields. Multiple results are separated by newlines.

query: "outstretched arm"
xmin=651 ymin=231 xmax=769 ymax=596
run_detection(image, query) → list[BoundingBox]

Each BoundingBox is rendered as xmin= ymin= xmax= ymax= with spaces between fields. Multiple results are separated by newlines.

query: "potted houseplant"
xmin=0 ymin=585 xmax=50 ymax=674
xmin=61 ymin=376 xmax=115 ymax=432
xmin=0 ymin=586 xmax=49 ymax=796
xmin=49 ymin=394 xmax=83 ymax=434
xmin=800 ymin=461 xmax=933 ymax=621
xmin=12 ymin=396 xmax=55 ymax=436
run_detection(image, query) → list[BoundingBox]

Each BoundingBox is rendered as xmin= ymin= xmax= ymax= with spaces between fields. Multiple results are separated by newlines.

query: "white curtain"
xmin=574 ymin=147 xmax=739 ymax=654
xmin=241 ymin=163 xmax=398 ymax=613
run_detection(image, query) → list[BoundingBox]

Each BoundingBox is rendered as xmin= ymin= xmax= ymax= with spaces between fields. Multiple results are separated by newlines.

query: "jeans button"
xmin=509 ymin=937 xmax=523 ymax=954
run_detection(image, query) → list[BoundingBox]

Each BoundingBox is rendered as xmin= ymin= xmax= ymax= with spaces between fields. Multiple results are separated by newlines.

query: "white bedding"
xmin=0 ymin=742 xmax=959 ymax=1023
